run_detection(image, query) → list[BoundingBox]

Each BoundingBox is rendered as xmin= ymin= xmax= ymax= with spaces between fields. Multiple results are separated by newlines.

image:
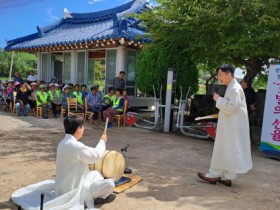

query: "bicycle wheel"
xmin=181 ymin=124 xmax=210 ymax=139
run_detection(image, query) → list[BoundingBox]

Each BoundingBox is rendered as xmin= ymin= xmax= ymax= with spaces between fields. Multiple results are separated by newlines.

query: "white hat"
xmin=62 ymin=84 xmax=71 ymax=92
xmin=39 ymin=84 xmax=46 ymax=89
xmin=49 ymin=83 xmax=55 ymax=87
xmin=55 ymin=83 xmax=59 ymax=87
xmin=30 ymin=82 xmax=37 ymax=86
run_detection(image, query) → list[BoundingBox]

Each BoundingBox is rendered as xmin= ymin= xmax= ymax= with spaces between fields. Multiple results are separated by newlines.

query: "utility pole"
xmin=9 ymin=51 xmax=15 ymax=80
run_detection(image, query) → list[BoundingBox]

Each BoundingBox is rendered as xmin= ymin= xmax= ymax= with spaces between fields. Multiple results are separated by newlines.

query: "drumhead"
xmin=92 ymin=150 xmax=125 ymax=181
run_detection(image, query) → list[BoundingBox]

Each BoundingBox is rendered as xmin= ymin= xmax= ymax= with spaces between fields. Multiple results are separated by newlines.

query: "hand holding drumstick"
xmin=101 ymin=118 xmax=109 ymax=143
xmin=100 ymin=134 xmax=107 ymax=143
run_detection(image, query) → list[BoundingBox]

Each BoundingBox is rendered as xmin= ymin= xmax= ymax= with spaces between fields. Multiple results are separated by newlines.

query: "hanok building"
xmin=5 ymin=0 xmax=152 ymax=97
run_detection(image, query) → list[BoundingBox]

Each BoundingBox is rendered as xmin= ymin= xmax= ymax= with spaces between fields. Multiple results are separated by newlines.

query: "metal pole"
xmin=9 ymin=51 xmax=15 ymax=80
xmin=164 ymin=68 xmax=175 ymax=132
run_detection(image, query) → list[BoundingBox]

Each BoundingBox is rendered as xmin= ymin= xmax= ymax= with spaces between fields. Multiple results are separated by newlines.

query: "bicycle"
xmin=175 ymin=86 xmax=217 ymax=140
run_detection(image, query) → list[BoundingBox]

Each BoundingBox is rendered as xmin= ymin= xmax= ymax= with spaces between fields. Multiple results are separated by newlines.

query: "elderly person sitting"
xmin=72 ymin=84 xmax=84 ymax=111
xmin=13 ymin=72 xmax=24 ymax=84
xmin=37 ymin=84 xmax=51 ymax=119
xmin=103 ymin=88 xmax=124 ymax=128
xmin=16 ymin=83 xmax=31 ymax=116
xmin=28 ymin=82 xmax=38 ymax=117
xmin=88 ymin=86 xmax=102 ymax=126
xmin=48 ymin=83 xmax=61 ymax=118
xmin=60 ymin=84 xmax=74 ymax=117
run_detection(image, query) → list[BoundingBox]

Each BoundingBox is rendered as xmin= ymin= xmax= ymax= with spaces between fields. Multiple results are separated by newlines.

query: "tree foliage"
xmin=0 ymin=49 xmax=37 ymax=78
xmin=136 ymin=41 xmax=198 ymax=98
xmin=136 ymin=0 xmax=280 ymax=94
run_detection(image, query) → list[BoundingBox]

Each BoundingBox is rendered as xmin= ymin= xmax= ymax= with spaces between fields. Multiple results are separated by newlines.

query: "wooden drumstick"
xmin=195 ymin=114 xmax=219 ymax=121
xmin=104 ymin=117 xmax=109 ymax=134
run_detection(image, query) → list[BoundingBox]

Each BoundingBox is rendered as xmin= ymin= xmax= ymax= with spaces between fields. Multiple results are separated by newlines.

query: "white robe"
xmin=210 ymin=79 xmax=253 ymax=174
xmin=11 ymin=134 xmax=114 ymax=210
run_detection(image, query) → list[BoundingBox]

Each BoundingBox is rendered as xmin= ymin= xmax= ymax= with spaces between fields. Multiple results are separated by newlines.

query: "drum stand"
xmin=121 ymin=144 xmax=132 ymax=174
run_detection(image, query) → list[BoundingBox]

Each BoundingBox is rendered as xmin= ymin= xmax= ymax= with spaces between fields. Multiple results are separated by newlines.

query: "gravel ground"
xmin=0 ymin=112 xmax=279 ymax=210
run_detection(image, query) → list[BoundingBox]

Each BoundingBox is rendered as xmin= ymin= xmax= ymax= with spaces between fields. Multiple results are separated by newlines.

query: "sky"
xmin=0 ymin=0 xmax=133 ymax=48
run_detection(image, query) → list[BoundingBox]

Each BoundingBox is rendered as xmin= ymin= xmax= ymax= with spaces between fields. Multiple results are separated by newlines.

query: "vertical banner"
xmin=260 ymin=64 xmax=280 ymax=158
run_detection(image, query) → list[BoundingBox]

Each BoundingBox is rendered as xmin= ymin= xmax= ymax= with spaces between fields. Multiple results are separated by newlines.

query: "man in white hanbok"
xmin=11 ymin=115 xmax=115 ymax=210
xmin=198 ymin=64 xmax=253 ymax=187
xmin=55 ymin=115 xmax=115 ymax=208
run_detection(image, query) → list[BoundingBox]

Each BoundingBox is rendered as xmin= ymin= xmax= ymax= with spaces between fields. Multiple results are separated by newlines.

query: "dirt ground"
xmin=0 ymin=112 xmax=280 ymax=210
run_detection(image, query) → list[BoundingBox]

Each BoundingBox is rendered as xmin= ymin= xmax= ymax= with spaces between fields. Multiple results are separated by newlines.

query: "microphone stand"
xmin=121 ymin=145 xmax=132 ymax=174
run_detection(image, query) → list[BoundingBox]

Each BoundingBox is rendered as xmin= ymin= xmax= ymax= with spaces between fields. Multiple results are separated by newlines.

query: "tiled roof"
xmin=5 ymin=0 xmax=151 ymax=51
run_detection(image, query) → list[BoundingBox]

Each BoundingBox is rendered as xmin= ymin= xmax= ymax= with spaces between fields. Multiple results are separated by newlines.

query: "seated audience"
xmin=48 ymin=83 xmax=61 ymax=118
xmin=101 ymin=87 xmax=115 ymax=112
xmin=122 ymin=88 xmax=130 ymax=111
xmin=81 ymin=84 xmax=88 ymax=100
xmin=7 ymin=82 xmax=14 ymax=99
xmin=72 ymin=84 xmax=84 ymax=111
xmin=95 ymin=84 xmax=104 ymax=99
xmin=60 ymin=85 xmax=74 ymax=116
xmin=15 ymin=83 xmax=31 ymax=116
xmin=37 ymin=84 xmax=51 ymax=119
xmin=13 ymin=72 xmax=24 ymax=84
xmin=28 ymin=82 xmax=38 ymax=117
xmin=103 ymin=88 xmax=124 ymax=128
xmin=88 ymin=86 xmax=102 ymax=126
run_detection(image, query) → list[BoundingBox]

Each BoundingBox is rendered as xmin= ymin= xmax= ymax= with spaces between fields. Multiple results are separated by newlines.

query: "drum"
xmin=90 ymin=150 xmax=125 ymax=181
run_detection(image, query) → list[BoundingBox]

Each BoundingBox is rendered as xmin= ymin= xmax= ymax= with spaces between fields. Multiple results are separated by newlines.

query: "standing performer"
xmin=197 ymin=64 xmax=253 ymax=187
xmin=55 ymin=115 xmax=116 ymax=208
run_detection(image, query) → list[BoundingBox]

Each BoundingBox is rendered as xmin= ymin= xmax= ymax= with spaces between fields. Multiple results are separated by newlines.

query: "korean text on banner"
xmin=261 ymin=64 xmax=280 ymax=156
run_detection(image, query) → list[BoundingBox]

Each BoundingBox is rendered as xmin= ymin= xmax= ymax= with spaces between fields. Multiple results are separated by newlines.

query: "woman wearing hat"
xmin=60 ymin=84 xmax=74 ymax=117
xmin=15 ymin=83 xmax=31 ymax=116
xmin=28 ymin=82 xmax=38 ymax=117
xmin=72 ymin=84 xmax=84 ymax=111
xmin=37 ymin=84 xmax=50 ymax=119
xmin=48 ymin=83 xmax=61 ymax=118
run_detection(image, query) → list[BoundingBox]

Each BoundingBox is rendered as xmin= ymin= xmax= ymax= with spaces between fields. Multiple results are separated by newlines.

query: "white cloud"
xmin=44 ymin=8 xmax=59 ymax=22
xmin=88 ymin=0 xmax=103 ymax=4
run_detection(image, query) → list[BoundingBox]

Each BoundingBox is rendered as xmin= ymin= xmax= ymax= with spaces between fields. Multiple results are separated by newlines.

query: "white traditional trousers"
xmin=85 ymin=170 xmax=115 ymax=200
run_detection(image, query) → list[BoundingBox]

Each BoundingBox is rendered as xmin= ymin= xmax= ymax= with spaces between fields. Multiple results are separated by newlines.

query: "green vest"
xmin=113 ymin=97 xmax=123 ymax=112
xmin=48 ymin=90 xmax=61 ymax=102
xmin=56 ymin=89 xmax=61 ymax=98
xmin=104 ymin=94 xmax=116 ymax=106
xmin=37 ymin=91 xmax=48 ymax=106
xmin=73 ymin=91 xmax=84 ymax=105
xmin=110 ymin=94 xmax=116 ymax=101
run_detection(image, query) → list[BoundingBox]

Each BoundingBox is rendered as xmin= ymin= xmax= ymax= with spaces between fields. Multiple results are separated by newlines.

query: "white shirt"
xmin=27 ymin=74 xmax=38 ymax=82
xmin=55 ymin=134 xmax=105 ymax=196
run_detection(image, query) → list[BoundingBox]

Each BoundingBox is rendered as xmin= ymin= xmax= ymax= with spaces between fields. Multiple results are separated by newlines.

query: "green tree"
xmin=136 ymin=41 xmax=198 ymax=98
xmin=0 ymin=49 xmax=37 ymax=78
xmin=138 ymin=0 xmax=280 ymax=87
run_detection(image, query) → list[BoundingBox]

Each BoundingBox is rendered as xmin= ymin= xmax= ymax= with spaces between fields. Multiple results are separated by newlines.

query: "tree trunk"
xmin=205 ymin=74 xmax=216 ymax=93
xmin=243 ymin=57 xmax=264 ymax=81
